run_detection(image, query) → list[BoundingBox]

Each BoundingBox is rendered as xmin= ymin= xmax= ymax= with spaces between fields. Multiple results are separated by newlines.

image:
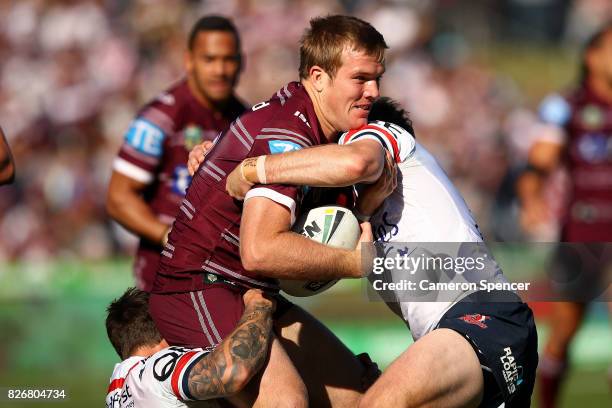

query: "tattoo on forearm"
xmin=243 ymin=158 xmax=257 ymax=169
xmin=187 ymin=303 xmax=273 ymax=400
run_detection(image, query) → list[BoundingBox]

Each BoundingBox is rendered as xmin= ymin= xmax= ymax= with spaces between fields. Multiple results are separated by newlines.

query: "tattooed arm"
xmin=186 ymin=289 xmax=275 ymax=400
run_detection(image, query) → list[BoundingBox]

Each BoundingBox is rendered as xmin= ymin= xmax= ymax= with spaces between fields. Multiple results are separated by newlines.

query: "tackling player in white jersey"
xmin=105 ymin=287 xmax=276 ymax=408
xmin=190 ymin=97 xmax=538 ymax=407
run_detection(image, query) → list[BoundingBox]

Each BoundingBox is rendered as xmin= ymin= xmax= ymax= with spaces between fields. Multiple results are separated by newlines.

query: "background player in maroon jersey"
xmin=106 ymin=16 xmax=246 ymax=292
xmin=151 ymin=15 xmax=387 ymax=407
xmin=0 ymin=126 xmax=15 ymax=185
xmin=517 ymin=24 xmax=612 ymax=408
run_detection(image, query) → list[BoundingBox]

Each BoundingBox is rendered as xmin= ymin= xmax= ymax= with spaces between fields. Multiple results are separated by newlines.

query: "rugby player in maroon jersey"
xmin=150 ymin=15 xmax=388 ymax=407
xmin=106 ymin=16 xmax=246 ymax=292
xmin=517 ymin=24 xmax=612 ymax=408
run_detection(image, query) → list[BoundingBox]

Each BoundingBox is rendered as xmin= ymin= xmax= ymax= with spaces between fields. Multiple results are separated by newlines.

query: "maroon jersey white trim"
xmin=154 ymin=82 xmax=325 ymax=294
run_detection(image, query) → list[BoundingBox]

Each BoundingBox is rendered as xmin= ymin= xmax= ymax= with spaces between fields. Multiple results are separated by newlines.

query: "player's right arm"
xmin=107 ymin=172 xmax=169 ymax=244
xmin=240 ymin=196 xmax=369 ymax=280
xmin=224 ymin=140 xmax=385 ymax=200
xmin=186 ymin=289 xmax=275 ymax=399
xmin=106 ymin=109 xmax=172 ymax=245
xmin=516 ymin=94 xmax=568 ymax=231
xmin=0 ymin=127 xmax=15 ymax=185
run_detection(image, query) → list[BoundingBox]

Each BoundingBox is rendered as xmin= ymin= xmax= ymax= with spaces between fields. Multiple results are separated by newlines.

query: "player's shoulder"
xmin=109 ymin=356 xmax=145 ymax=382
xmin=143 ymin=346 xmax=212 ymax=400
xmin=106 ymin=356 xmax=145 ymax=404
xmin=538 ymin=91 xmax=573 ymax=126
xmin=340 ymin=121 xmax=416 ymax=163
xmin=238 ymin=85 xmax=316 ymax=149
xmin=136 ymin=79 xmax=190 ymax=125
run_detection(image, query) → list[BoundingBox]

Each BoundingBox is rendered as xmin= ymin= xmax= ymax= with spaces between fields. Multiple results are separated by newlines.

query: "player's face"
xmin=322 ymin=48 xmax=384 ymax=136
xmin=186 ymin=31 xmax=241 ymax=106
xmin=592 ymin=31 xmax=612 ymax=83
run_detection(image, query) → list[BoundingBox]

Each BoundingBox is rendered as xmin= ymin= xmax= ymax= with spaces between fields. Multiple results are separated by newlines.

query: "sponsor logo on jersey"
xmin=268 ymin=140 xmax=301 ymax=154
xmin=500 ymin=346 xmax=523 ymax=394
xmin=458 ymin=313 xmax=490 ymax=329
xmin=580 ymin=104 xmax=604 ymax=130
xmin=125 ymin=119 xmax=165 ymax=157
xmin=576 ymin=133 xmax=611 ymax=162
xmin=539 ymin=93 xmax=571 ymax=126
xmin=172 ymin=165 xmax=191 ymax=196
xmin=184 ymin=124 xmax=203 ymax=151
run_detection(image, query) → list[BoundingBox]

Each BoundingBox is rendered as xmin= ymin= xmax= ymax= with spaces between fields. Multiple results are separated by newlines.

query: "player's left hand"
xmin=226 ymin=161 xmax=254 ymax=200
xmin=187 ymin=141 xmax=214 ymax=176
xmin=355 ymin=151 xmax=397 ymax=216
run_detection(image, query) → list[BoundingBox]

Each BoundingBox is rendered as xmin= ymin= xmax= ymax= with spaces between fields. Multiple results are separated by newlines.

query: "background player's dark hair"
xmin=369 ymin=97 xmax=416 ymax=138
xmin=299 ymin=15 xmax=387 ymax=80
xmin=106 ymin=287 xmax=163 ymax=360
xmin=579 ymin=22 xmax=612 ymax=84
xmin=188 ymin=15 xmax=242 ymax=53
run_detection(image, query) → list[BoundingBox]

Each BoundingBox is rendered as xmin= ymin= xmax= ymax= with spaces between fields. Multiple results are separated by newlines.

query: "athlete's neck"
xmin=130 ymin=339 xmax=169 ymax=358
xmin=587 ymin=75 xmax=612 ymax=104
xmin=302 ymin=79 xmax=337 ymax=141
xmin=187 ymin=76 xmax=230 ymax=112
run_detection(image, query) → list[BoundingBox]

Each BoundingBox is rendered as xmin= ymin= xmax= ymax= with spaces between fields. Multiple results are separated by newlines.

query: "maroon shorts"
xmin=149 ymin=283 xmax=245 ymax=348
xmin=133 ymin=251 xmax=156 ymax=293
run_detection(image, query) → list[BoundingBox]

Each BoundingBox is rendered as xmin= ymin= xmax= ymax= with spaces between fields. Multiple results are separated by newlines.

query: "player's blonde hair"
xmin=299 ymin=15 xmax=387 ymax=80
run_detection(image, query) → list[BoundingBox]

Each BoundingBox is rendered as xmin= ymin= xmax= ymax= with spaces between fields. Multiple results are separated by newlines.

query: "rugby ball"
xmin=280 ymin=206 xmax=361 ymax=297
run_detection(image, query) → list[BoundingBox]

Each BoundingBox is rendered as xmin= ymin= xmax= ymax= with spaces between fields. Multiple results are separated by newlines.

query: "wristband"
xmin=240 ymin=158 xmax=257 ymax=184
xmin=256 ymin=155 xmax=267 ymax=184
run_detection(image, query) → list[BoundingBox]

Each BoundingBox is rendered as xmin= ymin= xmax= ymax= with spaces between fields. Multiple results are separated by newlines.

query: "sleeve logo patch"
xmin=124 ymin=119 xmax=165 ymax=157
xmin=268 ymin=140 xmax=301 ymax=154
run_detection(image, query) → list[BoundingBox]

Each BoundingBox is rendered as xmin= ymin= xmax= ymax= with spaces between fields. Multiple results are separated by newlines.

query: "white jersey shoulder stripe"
xmin=113 ymin=157 xmax=154 ymax=184
xmin=339 ymin=121 xmax=415 ymax=163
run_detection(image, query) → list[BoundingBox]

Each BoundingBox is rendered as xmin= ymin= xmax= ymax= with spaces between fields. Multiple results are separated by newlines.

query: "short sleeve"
xmin=150 ymin=346 xmax=212 ymax=401
xmin=339 ymin=121 xmax=416 ymax=163
xmin=244 ymin=125 xmax=316 ymax=225
xmin=538 ymin=93 xmax=571 ymax=127
xmin=113 ymin=104 xmax=175 ymax=184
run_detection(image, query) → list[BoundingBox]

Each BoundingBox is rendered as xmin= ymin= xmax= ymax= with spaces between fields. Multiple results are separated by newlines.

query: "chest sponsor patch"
xmin=576 ymin=133 xmax=611 ymax=162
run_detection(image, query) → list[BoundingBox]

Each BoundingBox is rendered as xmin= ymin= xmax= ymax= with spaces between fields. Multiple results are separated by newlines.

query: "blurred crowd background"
xmin=1 ymin=0 xmax=612 ymax=261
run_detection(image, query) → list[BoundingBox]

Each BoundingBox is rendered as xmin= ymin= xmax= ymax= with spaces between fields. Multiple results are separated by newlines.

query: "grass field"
xmin=0 ymin=260 xmax=610 ymax=407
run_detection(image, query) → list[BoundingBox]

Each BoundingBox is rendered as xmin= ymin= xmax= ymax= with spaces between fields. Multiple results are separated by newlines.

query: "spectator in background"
xmin=0 ymin=127 xmax=15 ymax=185
xmin=516 ymin=23 xmax=612 ymax=408
xmin=106 ymin=15 xmax=246 ymax=291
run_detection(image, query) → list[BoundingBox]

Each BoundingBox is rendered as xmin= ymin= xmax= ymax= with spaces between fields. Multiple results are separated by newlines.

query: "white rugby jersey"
xmin=340 ymin=121 xmax=507 ymax=340
xmin=106 ymin=346 xmax=220 ymax=408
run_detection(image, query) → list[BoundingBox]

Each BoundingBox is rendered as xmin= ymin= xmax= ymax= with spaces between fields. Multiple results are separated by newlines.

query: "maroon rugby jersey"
xmin=539 ymin=84 xmax=612 ymax=241
xmin=113 ymin=78 xmax=245 ymax=291
xmin=154 ymin=82 xmax=341 ymax=293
